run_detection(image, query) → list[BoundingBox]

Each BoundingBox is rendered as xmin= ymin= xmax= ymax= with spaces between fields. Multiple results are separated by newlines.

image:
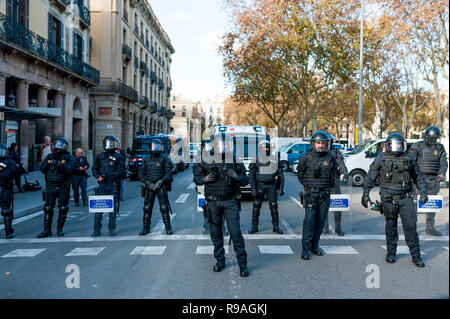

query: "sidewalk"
xmin=1 ymin=170 xmax=99 ymax=223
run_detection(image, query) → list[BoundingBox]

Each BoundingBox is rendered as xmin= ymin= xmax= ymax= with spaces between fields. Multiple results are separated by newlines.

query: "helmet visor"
xmin=390 ymin=140 xmax=406 ymax=153
xmin=151 ymin=142 xmax=163 ymax=152
xmin=54 ymin=140 xmax=68 ymax=151
xmin=313 ymin=140 xmax=331 ymax=152
xmin=104 ymin=140 xmax=118 ymax=150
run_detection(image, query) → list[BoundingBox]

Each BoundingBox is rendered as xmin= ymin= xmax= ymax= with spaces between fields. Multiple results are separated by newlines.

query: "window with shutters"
xmin=48 ymin=14 xmax=63 ymax=48
xmin=73 ymin=32 xmax=83 ymax=61
xmin=7 ymin=0 xmax=28 ymax=26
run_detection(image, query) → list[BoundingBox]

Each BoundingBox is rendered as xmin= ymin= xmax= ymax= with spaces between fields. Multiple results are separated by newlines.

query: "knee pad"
xmin=160 ymin=204 xmax=169 ymax=214
xmin=269 ymin=201 xmax=278 ymax=210
xmin=143 ymin=205 xmax=152 ymax=214
xmin=59 ymin=206 xmax=69 ymax=215
xmin=44 ymin=206 xmax=54 ymax=214
xmin=1 ymin=209 xmax=12 ymax=217
xmin=253 ymin=200 xmax=262 ymax=210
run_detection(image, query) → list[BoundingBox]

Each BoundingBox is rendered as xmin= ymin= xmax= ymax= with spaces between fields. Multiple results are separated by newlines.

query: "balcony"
xmin=90 ymin=82 xmax=138 ymax=102
xmin=165 ymin=109 xmax=174 ymax=119
xmin=157 ymin=106 xmax=164 ymax=116
xmin=134 ymin=25 xmax=139 ymax=35
xmin=139 ymin=61 xmax=149 ymax=77
xmin=158 ymin=79 xmax=164 ymax=90
xmin=145 ymin=39 xmax=149 ymax=48
xmin=122 ymin=44 xmax=131 ymax=62
xmin=134 ymin=56 xmax=139 ymax=70
xmin=150 ymin=102 xmax=157 ymax=113
xmin=50 ymin=0 xmax=70 ymax=11
xmin=77 ymin=1 xmax=90 ymax=28
xmin=0 ymin=13 xmax=99 ymax=85
xmin=123 ymin=9 xmax=128 ymax=23
xmin=140 ymin=96 xmax=149 ymax=109
xmin=150 ymin=71 xmax=157 ymax=84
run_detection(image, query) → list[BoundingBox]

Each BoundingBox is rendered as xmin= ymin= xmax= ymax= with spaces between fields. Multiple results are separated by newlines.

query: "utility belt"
xmin=256 ymin=181 xmax=275 ymax=186
xmin=381 ymin=193 xmax=411 ymax=203
xmin=304 ymin=186 xmax=329 ymax=193
xmin=379 ymin=193 xmax=411 ymax=220
xmin=141 ymin=184 xmax=165 ymax=198
xmin=205 ymin=194 xmax=235 ymax=202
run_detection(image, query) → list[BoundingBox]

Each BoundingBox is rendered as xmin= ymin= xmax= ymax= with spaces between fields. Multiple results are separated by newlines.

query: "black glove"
xmin=149 ymin=183 xmax=157 ymax=192
xmin=279 ymin=189 xmax=285 ymax=197
xmin=155 ymin=180 xmax=163 ymax=190
xmin=204 ymin=173 xmax=216 ymax=183
xmin=419 ymin=193 xmax=428 ymax=204
xmin=361 ymin=193 xmax=370 ymax=209
xmin=225 ymin=169 xmax=239 ymax=180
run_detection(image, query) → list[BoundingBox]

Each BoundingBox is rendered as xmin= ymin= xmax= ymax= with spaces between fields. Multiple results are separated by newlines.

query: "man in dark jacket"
xmin=71 ymin=148 xmax=89 ymax=206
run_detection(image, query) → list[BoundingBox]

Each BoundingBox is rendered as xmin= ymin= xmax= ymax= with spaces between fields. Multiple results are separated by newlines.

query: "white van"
xmin=344 ymin=139 xmax=422 ymax=187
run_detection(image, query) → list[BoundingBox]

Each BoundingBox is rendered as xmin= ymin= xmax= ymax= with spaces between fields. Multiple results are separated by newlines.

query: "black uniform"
xmin=0 ymin=156 xmax=18 ymax=239
xmin=38 ymin=151 xmax=75 ymax=237
xmin=408 ymin=141 xmax=448 ymax=235
xmin=248 ymin=158 xmax=284 ymax=234
xmin=138 ymin=153 xmax=173 ymax=235
xmin=297 ymin=149 xmax=338 ymax=257
xmin=363 ymin=152 xmax=427 ymax=262
xmin=193 ymin=159 xmax=249 ymax=275
xmin=92 ymin=151 xmax=126 ymax=236
xmin=323 ymin=147 xmax=348 ymax=236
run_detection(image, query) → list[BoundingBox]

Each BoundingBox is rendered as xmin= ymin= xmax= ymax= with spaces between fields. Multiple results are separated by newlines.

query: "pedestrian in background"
xmin=37 ymin=136 xmax=55 ymax=166
xmin=72 ymin=148 xmax=89 ymax=206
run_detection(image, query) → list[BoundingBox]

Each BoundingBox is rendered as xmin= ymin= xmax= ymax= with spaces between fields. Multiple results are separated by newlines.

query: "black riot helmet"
xmin=386 ymin=133 xmax=407 ymax=155
xmin=0 ymin=144 xmax=8 ymax=158
xmin=54 ymin=137 xmax=69 ymax=153
xmin=103 ymin=135 xmax=119 ymax=152
xmin=258 ymin=140 xmax=271 ymax=157
xmin=424 ymin=126 xmax=441 ymax=146
xmin=150 ymin=139 xmax=163 ymax=154
xmin=327 ymin=134 xmax=338 ymax=148
xmin=310 ymin=131 xmax=331 ymax=153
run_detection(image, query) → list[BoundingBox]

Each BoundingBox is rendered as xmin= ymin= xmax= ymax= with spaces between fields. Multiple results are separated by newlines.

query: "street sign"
xmin=198 ymin=194 xmax=205 ymax=212
xmin=417 ymin=195 xmax=443 ymax=213
xmin=89 ymin=195 xmax=114 ymax=213
xmin=329 ymin=194 xmax=350 ymax=212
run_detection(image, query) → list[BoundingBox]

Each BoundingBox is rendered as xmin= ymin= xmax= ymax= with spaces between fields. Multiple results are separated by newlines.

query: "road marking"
xmin=187 ymin=183 xmax=196 ymax=190
xmin=175 ymin=194 xmax=190 ymax=203
xmin=322 ymin=246 xmax=359 ymax=255
xmin=0 ymin=234 xmax=448 ymax=244
xmin=0 ymin=211 xmax=44 ymax=230
xmin=381 ymin=246 xmax=426 ymax=255
xmin=130 ymin=246 xmax=167 ymax=255
xmin=196 ymin=245 xmax=229 ymax=255
xmin=65 ymin=247 xmax=105 ymax=256
xmin=290 ymin=196 xmax=302 ymax=208
xmin=443 ymin=247 xmax=448 ymax=250
xmin=153 ymin=213 xmax=177 ymax=235
xmin=2 ymin=249 xmax=46 ymax=258
xmin=280 ymin=218 xmax=294 ymax=235
xmin=259 ymin=245 xmax=293 ymax=255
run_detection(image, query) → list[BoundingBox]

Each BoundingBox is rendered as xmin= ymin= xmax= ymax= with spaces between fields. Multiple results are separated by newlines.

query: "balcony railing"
xmin=158 ymin=79 xmax=164 ymax=90
xmin=134 ymin=56 xmax=139 ymax=70
xmin=157 ymin=107 xmax=164 ymax=116
xmin=165 ymin=109 xmax=174 ymax=119
xmin=77 ymin=1 xmax=90 ymax=27
xmin=122 ymin=44 xmax=131 ymax=61
xmin=91 ymin=81 xmax=138 ymax=102
xmin=0 ymin=13 xmax=99 ymax=84
xmin=134 ymin=25 xmax=139 ymax=35
xmin=150 ymin=71 xmax=157 ymax=84
xmin=51 ymin=0 xmax=70 ymax=10
xmin=123 ymin=9 xmax=128 ymax=23
xmin=139 ymin=61 xmax=149 ymax=77
xmin=150 ymin=102 xmax=157 ymax=113
xmin=140 ymin=96 xmax=149 ymax=109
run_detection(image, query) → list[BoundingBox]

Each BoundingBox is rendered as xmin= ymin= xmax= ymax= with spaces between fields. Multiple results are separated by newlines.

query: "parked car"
xmin=278 ymin=142 xmax=311 ymax=171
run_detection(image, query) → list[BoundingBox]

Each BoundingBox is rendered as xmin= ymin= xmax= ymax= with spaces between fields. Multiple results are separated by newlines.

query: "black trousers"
xmin=72 ymin=175 xmax=88 ymax=203
xmin=254 ymin=183 xmax=278 ymax=203
xmin=302 ymin=190 xmax=330 ymax=252
xmin=208 ymin=199 xmax=247 ymax=267
xmin=46 ymin=184 xmax=71 ymax=210
xmin=144 ymin=188 xmax=169 ymax=211
xmin=384 ymin=197 xmax=420 ymax=258
xmin=0 ymin=186 xmax=13 ymax=216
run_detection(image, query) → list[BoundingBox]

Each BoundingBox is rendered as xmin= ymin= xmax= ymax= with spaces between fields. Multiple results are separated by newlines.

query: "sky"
xmin=148 ymin=0 xmax=231 ymax=102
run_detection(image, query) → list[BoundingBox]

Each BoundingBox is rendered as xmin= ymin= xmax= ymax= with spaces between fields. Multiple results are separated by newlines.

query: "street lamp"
xmin=379 ymin=112 xmax=384 ymax=139
xmin=346 ymin=119 xmax=350 ymax=149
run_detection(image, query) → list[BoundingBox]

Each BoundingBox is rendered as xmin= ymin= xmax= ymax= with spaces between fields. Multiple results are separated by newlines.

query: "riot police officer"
xmin=37 ymin=138 xmax=75 ymax=238
xmin=0 ymin=144 xmax=18 ymax=239
xmin=408 ymin=126 xmax=448 ymax=236
xmin=193 ymin=134 xmax=249 ymax=277
xmin=248 ymin=140 xmax=284 ymax=234
xmin=138 ymin=139 xmax=174 ymax=235
xmin=362 ymin=133 xmax=428 ymax=267
xmin=297 ymin=131 xmax=338 ymax=260
xmin=91 ymin=136 xmax=126 ymax=237
xmin=323 ymin=134 xmax=348 ymax=236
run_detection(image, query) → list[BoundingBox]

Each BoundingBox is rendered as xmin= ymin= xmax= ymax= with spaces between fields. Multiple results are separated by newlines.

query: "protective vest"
xmin=0 ymin=159 xmax=15 ymax=186
xmin=301 ymin=152 xmax=335 ymax=188
xmin=379 ymin=154 xmax=413 ymax=192
xmin=416 ymin=142 xmax=442 ymax=175
xmin=46 ymin=152 xmax=72 ymax=184
xmin=204 ymin=162 xmax=235 ymax=197
xmin=95 ymin=152 xmax=122 ymax=181
xmin=254 ymin=160 xmax=278 ymax=183
xmin=143 ymin=155 xmax=166 ymax=182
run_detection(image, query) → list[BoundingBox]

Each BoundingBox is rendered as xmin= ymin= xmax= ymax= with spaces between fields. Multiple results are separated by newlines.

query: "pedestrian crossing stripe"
xmin=322 ymin=246 xmax=359 ymax=255
xmin=130 ymin=246 xmax=167 ymax=255
xmin=2 ymin=249 xmax=46 ymax=258
xmin=443 ymin=247 xmax=449 ymax=250
xmin=196 ymin=245 xmax=229 ymax=255
xmin=381 ymin=246 xmax=426 ymax=255
xmin=65 ymin=247 xmax=105 ymax=256
xmin=258 ymin=245 xmax=293 ymax=255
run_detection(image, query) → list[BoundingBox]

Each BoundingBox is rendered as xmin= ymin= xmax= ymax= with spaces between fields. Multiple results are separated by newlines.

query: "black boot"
xmin=108 ymin=212 xmax=117 ymax=236
xmin=412 ymin=256 xmax=425 ymax=267
xmin=56 ymin=208 xmax=68 ymax=237
xmin=162 ymin=212 xmax=173 ymax=235
xmin=4 ymin=215 xmax=14 ymax=239
xmin=139 ymin=211 xmax=152 ymax=236
xmin=323 ymin=214 xmax=330 ymax=234
xmin=334 ymin=212 xmax=344 ymax=236
xmin=91 ymin=213 xmax=102 ymax=237
xmin=36 ymin=209 xmax=54 ymax=238
xmin=270 ymin=206 xmax=283 ymax=234
xmin=239 ymin=265 xmax=249 ymax=277
xmin=248 ymin=209 xmax=260 ymax=234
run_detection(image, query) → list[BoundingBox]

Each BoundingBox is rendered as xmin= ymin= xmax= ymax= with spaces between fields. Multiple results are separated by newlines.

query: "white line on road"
xmin=444 ymin=247 xmax=449 ymax=250
xmin=196 ymin=245 xmax=229 ymax=255
xmin=130 ymin=246 xmax=167 ymax=255
xmin=153 ymin=213 xmax=177 ymax=235
xmin=2 ymin=248 xmax=46 ymax=258
xmin=322 ymin=246 xmax=359 ymax=255
xmin=0 ymin=211 xmax=44 ymax=230
xmin=0 ymin=234 xmax=448 ymax=244
xmin=65 ymin=247 xmax=105 ymax=256
xmin=175 ymin=194 xmax=190 ymax=203
xmin=187 ymin=183 xmax=196 ymax=190
xmin=381 ymin=246 xmax=426 ymax=255
xmin=290 ymin=196 xmax=302 ymax=208
xmin=259 ymin=245 xmax=293 ymax=255
xmin=280 ymin=218 xmax=294 ymax=235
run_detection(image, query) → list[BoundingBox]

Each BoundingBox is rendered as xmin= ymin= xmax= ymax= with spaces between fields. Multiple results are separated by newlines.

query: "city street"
xmin=0 ymin=169 xmax=448 ymax=299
